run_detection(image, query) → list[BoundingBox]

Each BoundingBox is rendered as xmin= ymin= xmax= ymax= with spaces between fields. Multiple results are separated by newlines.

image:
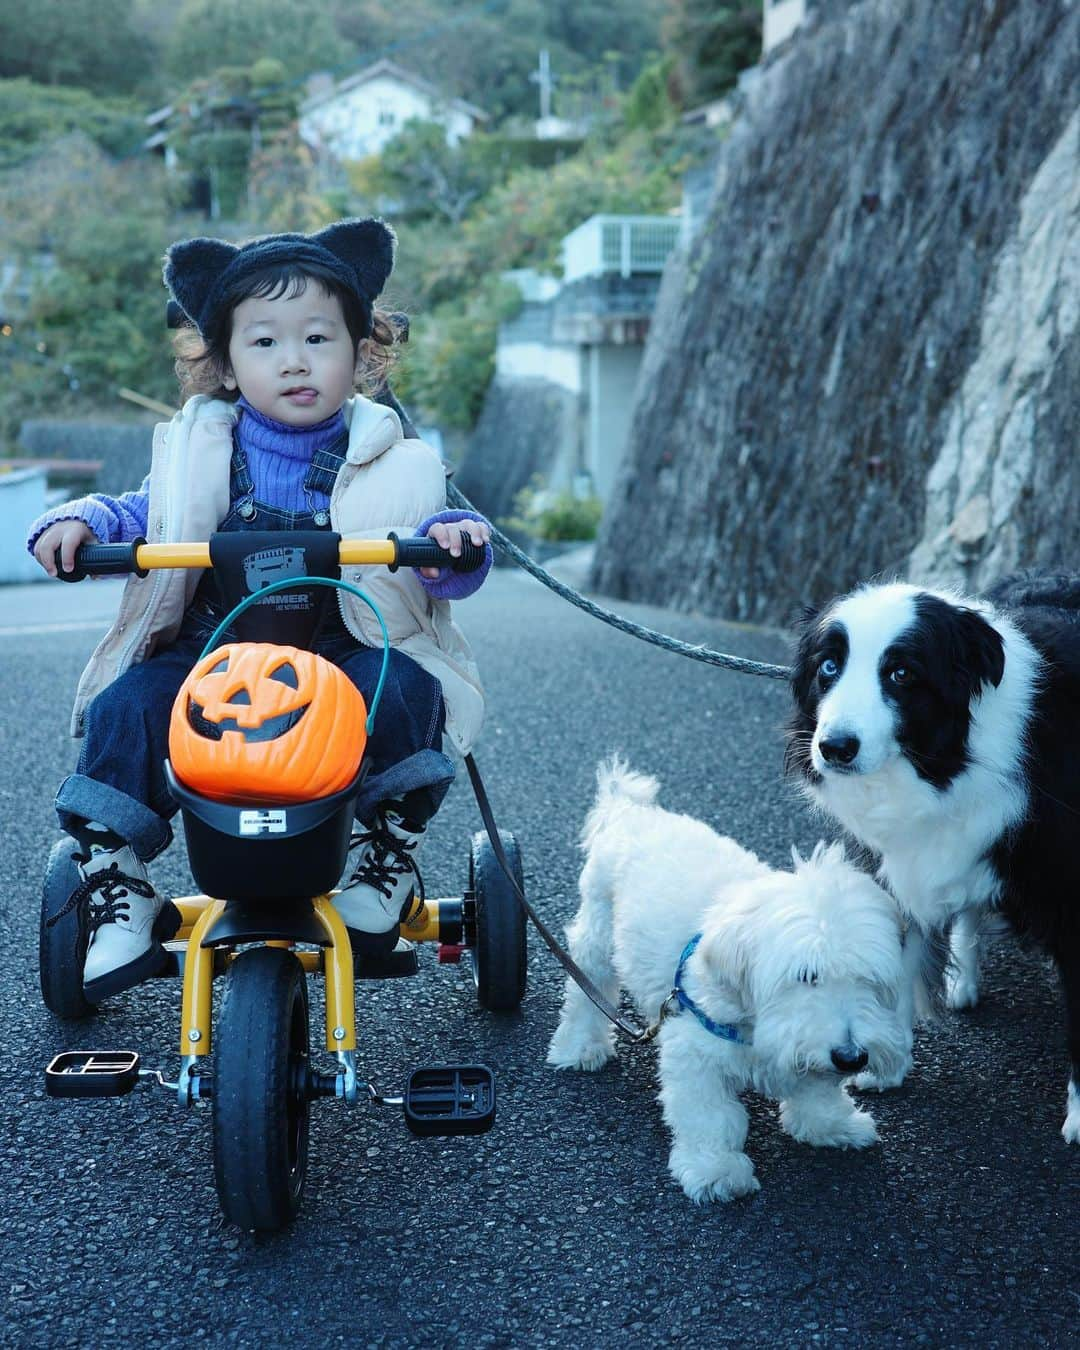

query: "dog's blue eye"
xmin=819 ymin=658 xmax=838 ymax=680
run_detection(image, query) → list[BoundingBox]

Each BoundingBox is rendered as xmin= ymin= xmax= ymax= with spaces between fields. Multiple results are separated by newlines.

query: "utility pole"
xmin=530 ymin=48 xmax=554 ymax=120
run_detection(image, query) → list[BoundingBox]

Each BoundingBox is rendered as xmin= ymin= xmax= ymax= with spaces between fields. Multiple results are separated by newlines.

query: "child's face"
xmin=224 ymin=283 xmax=357 ymax=425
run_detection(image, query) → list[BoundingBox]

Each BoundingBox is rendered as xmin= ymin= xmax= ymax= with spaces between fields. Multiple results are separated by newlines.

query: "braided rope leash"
xmin=446 ymin=481 xmax=792 ymax=681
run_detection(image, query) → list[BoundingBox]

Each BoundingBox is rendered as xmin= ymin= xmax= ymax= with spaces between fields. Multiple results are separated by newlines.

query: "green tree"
xmin=0 ymin=0 xmax=153 ymax=95
xmin=0 ymin=80 xmax=144 ymax=170
xmin=402 ymin=279 xmax=522 ymax=431
xmin=0 ymin=148 xmax=174 ymax=439
xmin=664 ymin=2 xmax=762 ymax=108
xmin=167 ymin=60 xmax=304 ymax=221
xmin=623 ymin=56 xmax=677 ymax=132
xmin=165 ymin=0 xmax=347 ymax=86
xmin=391 ymin=123 xmax=682 ymax=431
xmin=250 ymin=58 xmax=297 ymax=135
xmin=248 ymin=127 xmax=332 ymax=232
xmin=421 ymin=129 xmax=681 ymax=303
xmin=373 ymin=121 xmax=499 ymax=225
xmin=328 ymin=0 xmax=665 ymax=124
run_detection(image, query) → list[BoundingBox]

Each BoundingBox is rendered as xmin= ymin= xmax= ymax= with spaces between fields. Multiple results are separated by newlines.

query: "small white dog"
xmin=547 ymin=759 xmax=909 ymax=1203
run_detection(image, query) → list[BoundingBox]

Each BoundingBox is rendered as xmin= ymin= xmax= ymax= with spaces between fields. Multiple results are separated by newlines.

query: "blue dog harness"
xmin=664 ymin=933 xmax=748 ymax=1044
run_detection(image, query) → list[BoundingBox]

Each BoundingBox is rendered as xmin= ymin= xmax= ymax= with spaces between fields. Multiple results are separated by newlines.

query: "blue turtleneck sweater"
xmin=232 ymin=396 xmax=342 ymax=514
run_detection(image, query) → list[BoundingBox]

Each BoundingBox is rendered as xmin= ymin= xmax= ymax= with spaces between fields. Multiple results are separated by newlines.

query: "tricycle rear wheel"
xmin=212 ymin=946 xmax=311 ymax=1231
xmin=39 ymin=837 xmax=95 ymax=1019
xmin=469 ymin=830 xmax=527 ymax=1011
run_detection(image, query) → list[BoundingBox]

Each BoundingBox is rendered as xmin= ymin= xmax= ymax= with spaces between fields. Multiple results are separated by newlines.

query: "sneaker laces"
xmin=46 ymin=861 xmax=155 ymax=930
xmin=345 ymin=822 xmax=426 ymax=908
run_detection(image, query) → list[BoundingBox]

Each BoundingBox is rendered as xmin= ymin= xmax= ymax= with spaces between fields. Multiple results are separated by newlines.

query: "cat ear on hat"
xmin=312 ymin=218 xmax=396 ymax=301
xmin=162 ymin=237 xmax=238 ymax=334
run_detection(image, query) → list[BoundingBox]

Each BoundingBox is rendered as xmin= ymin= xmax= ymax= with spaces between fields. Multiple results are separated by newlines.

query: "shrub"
xmin=500 ymin=479 xmax=603 ymax=542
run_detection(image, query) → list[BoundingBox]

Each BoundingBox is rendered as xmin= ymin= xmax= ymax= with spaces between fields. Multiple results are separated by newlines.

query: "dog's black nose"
xmin=819 ymin=735 xmax=860 ymax=766
xmin=830 ymin=1047 xmax=869 ymax=1073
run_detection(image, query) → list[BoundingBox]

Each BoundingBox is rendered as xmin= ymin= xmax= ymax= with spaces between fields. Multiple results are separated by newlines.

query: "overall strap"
xmin=229 ymin=432 xmax=255 ymax=498
xmin=303 ymin=425 xmax=350 ymax=497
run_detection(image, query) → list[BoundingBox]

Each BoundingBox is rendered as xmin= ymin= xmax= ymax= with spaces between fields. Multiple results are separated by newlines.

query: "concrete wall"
xmin=586 ymin=344 xmax=643 ymax=501
xmin=468 ymin=334 xmax=645 ymax=506
xmin=495 ymin=342 xmax=582 ymax=392
xmin=17 ymin=420 xmax=153 ymax=497
xmin=454 ymin=377 xmax=581 ymax=524
xmin=494 ymin=301 xmax=582 ymax=395
xmin=484 ymin=327 xmax=646 ymax=502
xmin=465 ymin=269 xmax=665 ymax=512
xmin=0 ymin=468 xmax=47 ymax=583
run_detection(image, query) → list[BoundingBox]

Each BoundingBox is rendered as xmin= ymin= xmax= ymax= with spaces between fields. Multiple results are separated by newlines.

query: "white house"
xmin=299 ymin=59 xmax=486 ymax=162
xmin=763 ymin=0 xmax=808 ymax=53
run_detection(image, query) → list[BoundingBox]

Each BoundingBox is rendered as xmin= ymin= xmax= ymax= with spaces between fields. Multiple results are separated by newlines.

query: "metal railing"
xmin=562 ymin=214 xmax=682 ymax=283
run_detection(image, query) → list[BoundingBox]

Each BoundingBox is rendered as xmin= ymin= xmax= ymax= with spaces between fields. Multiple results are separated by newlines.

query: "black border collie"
xmin=786 ymin=571 xmax=1080 ymax=1141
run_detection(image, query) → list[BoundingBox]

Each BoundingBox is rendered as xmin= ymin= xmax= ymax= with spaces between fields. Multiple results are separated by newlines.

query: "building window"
xmin=377 ymin=102 xmax=396 ymax=127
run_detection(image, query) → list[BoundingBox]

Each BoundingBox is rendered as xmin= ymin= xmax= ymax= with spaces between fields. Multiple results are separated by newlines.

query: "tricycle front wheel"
xmin=212 ymin=946 xmax=311 ymax=1231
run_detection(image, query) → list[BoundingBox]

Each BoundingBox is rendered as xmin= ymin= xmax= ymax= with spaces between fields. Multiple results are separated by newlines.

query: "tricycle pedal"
xmin=46 ymin=1050 xmax=140 ymax=1099
xmin=353 ymin=936 xmax=419 ymax=979
xmin=154 ymin=945 xmax=184 ymax=978
xmin=403 ymin=1064 xmax=495 ymax=1137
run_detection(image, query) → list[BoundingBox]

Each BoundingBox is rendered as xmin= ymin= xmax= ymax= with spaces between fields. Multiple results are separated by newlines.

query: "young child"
xmin=28 ymin=217 xmax=492 ymax=999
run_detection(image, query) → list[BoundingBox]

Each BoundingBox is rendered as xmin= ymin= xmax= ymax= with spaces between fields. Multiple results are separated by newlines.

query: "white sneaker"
xmin=335 ymin=811 xmax=426 ymax=935
xmin=74 ymin=841 xmax=180 ymax=998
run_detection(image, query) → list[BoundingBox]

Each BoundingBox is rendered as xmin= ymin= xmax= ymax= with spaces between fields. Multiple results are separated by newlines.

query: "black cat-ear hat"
xmin=163 ymin=217 xmax=396 ymax=343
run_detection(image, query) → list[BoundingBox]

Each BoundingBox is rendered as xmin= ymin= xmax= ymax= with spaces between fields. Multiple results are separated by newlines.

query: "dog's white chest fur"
xmin=813 ymin=758 xmax=1022 ymax=929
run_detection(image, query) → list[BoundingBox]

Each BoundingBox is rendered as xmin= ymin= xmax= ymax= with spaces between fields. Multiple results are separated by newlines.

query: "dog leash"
xmin=464 ymin=753 xmax=661 ymax=1043
xmin=452 ymin=487 xmax=788 ymax=1042
xmin=466 ymin=756 xmax=746 ymax=1046
xmin=446 ymin=482 xmax=792 ymax=681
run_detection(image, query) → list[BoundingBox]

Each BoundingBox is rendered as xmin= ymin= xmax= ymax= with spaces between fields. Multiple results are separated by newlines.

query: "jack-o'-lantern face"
xmin=168 ymin=643 xmax=366 ymax=804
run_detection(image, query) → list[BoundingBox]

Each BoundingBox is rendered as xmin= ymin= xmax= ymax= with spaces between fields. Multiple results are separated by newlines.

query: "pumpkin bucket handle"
xmin=196 ymin=577 xmax=390 ymax=735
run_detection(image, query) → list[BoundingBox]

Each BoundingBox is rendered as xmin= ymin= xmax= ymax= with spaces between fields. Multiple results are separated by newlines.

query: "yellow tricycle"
xmin=40 ymin=530 xmax=525 ymax=1231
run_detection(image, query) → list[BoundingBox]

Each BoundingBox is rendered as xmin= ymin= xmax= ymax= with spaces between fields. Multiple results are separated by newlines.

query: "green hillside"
xmin=0 ymin=0 xmax=762 ymax=442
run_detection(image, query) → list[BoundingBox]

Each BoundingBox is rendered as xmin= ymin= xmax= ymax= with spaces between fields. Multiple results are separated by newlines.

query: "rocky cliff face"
xmin=592 ymin=0 xmax=1079 ymax=621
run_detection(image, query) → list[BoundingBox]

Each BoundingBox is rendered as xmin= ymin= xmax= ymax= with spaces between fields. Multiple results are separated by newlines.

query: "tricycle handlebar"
xmin=55 ymin=532 xmax=487 ymax=583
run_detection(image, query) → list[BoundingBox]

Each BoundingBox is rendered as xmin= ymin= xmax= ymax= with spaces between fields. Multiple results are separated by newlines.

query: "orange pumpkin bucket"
xmin=169 ymin=643 xmax=367 ymax=805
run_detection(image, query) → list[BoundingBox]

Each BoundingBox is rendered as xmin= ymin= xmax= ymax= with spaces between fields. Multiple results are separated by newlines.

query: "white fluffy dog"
xmin=547 ymin=760 xmax=908 ymax=1203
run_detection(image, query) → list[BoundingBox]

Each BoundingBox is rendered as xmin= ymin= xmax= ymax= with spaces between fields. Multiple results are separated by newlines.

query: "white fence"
xmin=562 ymin=215 xmax=682 ymax=283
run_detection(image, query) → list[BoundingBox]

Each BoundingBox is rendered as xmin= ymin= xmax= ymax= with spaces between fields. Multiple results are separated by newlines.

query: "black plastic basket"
xmin=164 ymin=760 xmax=363 ymax=900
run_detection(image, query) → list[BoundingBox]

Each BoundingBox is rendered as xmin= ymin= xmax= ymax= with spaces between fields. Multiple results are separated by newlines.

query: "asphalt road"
xmin=2 ymin=564 xmax=1078 ymax=1348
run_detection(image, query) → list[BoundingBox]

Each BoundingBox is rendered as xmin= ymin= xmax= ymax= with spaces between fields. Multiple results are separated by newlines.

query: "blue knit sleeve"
xmin=413 ymin=509 xmax=493 ymax=601
xmin=26 ymin=475 xmax=151 ymax=554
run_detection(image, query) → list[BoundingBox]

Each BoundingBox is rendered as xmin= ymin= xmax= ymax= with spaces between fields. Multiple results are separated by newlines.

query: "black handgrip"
xmin=55 ymin=539 xmax=148 ymax=582
xmin=388 ymin=533 xmax=487 ymax=574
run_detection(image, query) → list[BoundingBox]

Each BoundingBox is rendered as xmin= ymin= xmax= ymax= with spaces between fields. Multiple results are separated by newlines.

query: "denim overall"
xmin=55 ymin=433 xmax=456 ymax=862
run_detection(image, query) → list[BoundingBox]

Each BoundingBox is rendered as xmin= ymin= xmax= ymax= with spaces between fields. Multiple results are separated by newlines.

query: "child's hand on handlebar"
xmin=34 ymin=520 xmax=98 ymax=579
xmin=419 ymin=519 xmax=490 ymax=578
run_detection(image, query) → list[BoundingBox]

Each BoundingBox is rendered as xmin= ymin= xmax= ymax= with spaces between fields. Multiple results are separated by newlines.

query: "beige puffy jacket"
xmin=70 ymin=394 xmax=485 ymax=752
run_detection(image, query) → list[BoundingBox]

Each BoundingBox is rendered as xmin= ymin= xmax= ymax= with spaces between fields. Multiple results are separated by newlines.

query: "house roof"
xmin=301 ymin=58 xmax=487 ymax=122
